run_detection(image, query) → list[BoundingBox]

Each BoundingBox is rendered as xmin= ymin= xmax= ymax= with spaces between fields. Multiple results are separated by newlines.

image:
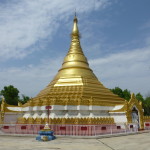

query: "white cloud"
xmin=89 ymin=47 xmax=150 ymax=96
xmin=0 ymin=46 xmax=150 ymax=97
xmin=0 ymin=57 xmax=63 ymax=97
xmin=0 ymin=0 xmax=110 ymax=61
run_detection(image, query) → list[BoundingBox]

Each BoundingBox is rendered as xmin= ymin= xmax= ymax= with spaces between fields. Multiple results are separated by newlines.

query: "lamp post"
xmin=45 ymin=106 xmax=52 ymax=124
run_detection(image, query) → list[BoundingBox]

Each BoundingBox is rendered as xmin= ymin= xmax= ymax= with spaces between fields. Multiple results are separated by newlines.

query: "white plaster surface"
xmin=6 ymin=104 xmax=129 ymax=125
xmin=66 ymin=105 xmax=77 ymax=110
xmin=22 ymin=107 xmax=33 ymax=111
xmin=7 ymin=107 xmax=22 ymax=111
xmin=32 ymin=113 xmax=40 ymax=119
xmin=77 ymin=105 xmax=89 ymax=110
xmin=40 ymin=111 xmax=47 ymax=119
xmin=20 ymin=109 xmax=117 ymax=119
xmin=4 ymin=113 xmax=21 ymax=124
xmin=53 ymin=105 xmax=65 ymax=110
xmin=23 ymin=112 xmax=32 ymax=119
xmin=110 ymin=113 xmax=127 ymax=123
xmin=112 ymin=105 xmax=124 ymax=110
xmin=7 ymin=105 xmax=117 ymax=112
xmin=89 ymin=105 xmax=114 ymax=111
xmin=32 ymin=106 xmax=40 ymax=111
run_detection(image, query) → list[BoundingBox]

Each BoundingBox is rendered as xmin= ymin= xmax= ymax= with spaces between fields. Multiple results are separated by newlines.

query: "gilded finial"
xmin=72 ymin=12 xmax=79 ymax=36
xmin=131 ymin=93 xmax=135 ymax=99
xmin=75 ymin=9 xmax=76 ymax=17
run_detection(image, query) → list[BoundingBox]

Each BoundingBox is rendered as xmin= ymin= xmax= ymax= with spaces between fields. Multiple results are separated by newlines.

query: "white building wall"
xmin=4 ymin=112 xmax=22 ymax=124
xmin=109 ymin=112 xmax=127 ymax=123
xmin=6 ymin=105 xmax=128 ymax=124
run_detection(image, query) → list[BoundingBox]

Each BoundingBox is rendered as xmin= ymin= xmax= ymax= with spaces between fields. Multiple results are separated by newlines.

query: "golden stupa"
xmin=24 ymin=15 xmax=125 ymax=107
xmin=1 ymin=15 xmax=147 ymax=129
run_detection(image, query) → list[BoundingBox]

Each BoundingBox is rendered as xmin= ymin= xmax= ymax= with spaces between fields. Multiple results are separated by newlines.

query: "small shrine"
xmin=36 ymin=123 xmax=55 ymax=141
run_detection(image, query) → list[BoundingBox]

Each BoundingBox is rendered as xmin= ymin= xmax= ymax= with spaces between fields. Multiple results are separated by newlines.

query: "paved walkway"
xmin=0 ymin=133 xmax=150 ymax=150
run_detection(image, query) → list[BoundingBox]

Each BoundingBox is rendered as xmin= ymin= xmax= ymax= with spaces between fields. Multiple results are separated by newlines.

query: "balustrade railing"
xmin=0 ymin=123 xmax=140 ymax=136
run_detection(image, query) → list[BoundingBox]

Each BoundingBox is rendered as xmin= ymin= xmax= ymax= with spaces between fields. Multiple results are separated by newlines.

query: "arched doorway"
xmin=125 ymin=93 xmax=144 ymax=129
xmin=131 ymin=107 xmax=139 ymax=128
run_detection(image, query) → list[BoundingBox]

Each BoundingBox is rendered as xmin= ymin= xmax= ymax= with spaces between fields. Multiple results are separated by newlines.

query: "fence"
xmin=0 ymin=123 xmax=140 ymax=136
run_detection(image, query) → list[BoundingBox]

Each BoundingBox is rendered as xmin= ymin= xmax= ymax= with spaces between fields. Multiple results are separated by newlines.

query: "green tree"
xmin=0 ymin=85 xmax=19 ymax=105
xmin=110 ymin=88 xmax=150 ymax=116
xmin=110 ymin=87 xmax=124 ymax=98
xmin=110 ymin=87 xmax=131 ymax=101
xmin=19 ymin=94 xmax=30 ymax=104
xmin=123 ymin=89 xmax=131 ymax=101
xmin=143 ymin=96 xmax=150 ymax=116
xmin=136 ymin=92 xmax=144 ymax=102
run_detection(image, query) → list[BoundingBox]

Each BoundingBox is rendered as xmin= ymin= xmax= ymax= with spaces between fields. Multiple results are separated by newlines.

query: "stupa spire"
xmin=71 ymin=13 xmax=80 ymax=37
xmin=60 ymin=15 xmax=91 ymax=72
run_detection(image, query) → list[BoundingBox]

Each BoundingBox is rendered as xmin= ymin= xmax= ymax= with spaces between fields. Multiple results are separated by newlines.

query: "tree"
xmin=136 ymin=92 xmax=144 ymax=102
xmin=110 ymin=87 xmax=124 ymax=98
xmin=146 ymin=92 xmax=150 ymax=98
xmin=19 ymin=94 xmax=30 ymax=104
xmin=110 ymin=87 xmax=150 ymax=115
xmin=0 ymin=85 xmax=19 ymax=105
xmin=123 ymin=89 xmax=131 ymax=101
xmin=143 ymin=96 xmax=150 ymax=116
xmin=110 ymin=87 xmax=131 ymax=101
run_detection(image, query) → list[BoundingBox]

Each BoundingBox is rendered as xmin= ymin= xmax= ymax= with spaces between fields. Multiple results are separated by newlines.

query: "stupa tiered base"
xmin=36 ymin=123 xmax=56 ymax=141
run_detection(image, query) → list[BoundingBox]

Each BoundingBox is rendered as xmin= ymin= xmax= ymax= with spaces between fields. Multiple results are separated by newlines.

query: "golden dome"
xmin=24 ymin=15 xmax=125 ymax=107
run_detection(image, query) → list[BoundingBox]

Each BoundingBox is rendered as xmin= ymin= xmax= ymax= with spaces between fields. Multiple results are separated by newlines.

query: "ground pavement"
xmin=0 ymin=133 xmax=150 ymax=150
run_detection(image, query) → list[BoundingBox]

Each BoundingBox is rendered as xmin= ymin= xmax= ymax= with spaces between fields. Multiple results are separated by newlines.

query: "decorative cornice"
xmin=17 ymin=117 xmax=115 ymax=125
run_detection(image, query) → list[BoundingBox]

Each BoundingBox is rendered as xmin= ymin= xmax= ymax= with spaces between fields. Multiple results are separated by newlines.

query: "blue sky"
xmin=0 ymin=0 xmax=150 ymax=97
